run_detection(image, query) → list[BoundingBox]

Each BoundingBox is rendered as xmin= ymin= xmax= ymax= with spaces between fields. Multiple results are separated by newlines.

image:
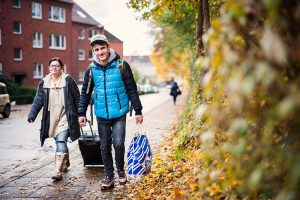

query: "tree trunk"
xmin=202 ymin=0 xmax=210 ymax=32
xmin=196 ymin=0 xmax=204 ymax=57
xmin=202 ymin=0 xmax=210 ymax=56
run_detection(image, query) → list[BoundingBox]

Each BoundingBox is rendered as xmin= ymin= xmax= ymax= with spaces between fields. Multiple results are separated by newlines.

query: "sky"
xmin=73 ymin=0 xmax=154 ymax=56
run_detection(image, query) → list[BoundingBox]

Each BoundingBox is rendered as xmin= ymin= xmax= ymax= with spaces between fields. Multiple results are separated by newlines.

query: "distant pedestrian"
xmin=78 ymin=34 xmax=143 ymax=190
xmin=28 ymin=57 xmax=80 ymax=181
xmin=170 ymin=82 xmax=181 ymax=105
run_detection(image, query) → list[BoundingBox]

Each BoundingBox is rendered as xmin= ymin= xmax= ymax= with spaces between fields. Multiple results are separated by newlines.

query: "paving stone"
xmin=29 ymin=177 xmax=56 ymax=188
xmin=63 ymin=169 xmax=87 ymax=178
xmin=22 ymin=170 xmax=46 ymax=179
xmin=28 ymin=186 xmax=83 ymax=198
xmin=5 ymin=177 xmax=36 ymax=187
xmin=0 ymin=186 xmax=36 ymax=198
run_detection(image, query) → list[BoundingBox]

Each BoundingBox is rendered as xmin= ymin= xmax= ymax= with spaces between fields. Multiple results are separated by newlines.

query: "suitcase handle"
xmin=80 ymin=120 xmax=97 ymax=142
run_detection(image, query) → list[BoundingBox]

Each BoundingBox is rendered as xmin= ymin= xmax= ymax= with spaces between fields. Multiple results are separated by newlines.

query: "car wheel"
xmin=2 ymin=104 xmax=10 ymax=118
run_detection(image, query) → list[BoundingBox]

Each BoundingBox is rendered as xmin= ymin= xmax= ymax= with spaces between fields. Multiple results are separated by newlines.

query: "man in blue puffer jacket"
xmin=78 ymin=34 xmax=143 ymax=190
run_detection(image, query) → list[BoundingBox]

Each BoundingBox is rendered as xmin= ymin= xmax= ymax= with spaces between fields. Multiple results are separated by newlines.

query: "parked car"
xmin=137 ymin=84 xmax=159 ymax=95
xmin=0 ymin=82 xmax=11 ymax=118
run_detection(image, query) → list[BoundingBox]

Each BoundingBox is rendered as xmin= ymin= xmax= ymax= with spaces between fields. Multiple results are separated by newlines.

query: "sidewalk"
xmin=0 ymin=93 xmax=185 ymax=199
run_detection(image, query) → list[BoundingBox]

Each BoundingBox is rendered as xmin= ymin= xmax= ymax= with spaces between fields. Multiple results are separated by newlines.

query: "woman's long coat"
xmin=28 ymin=75 xmax=80 ymax=146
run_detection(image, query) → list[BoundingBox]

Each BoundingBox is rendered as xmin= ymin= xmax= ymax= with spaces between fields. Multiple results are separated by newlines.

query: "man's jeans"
xmin=97 ymin=115 xmax=126 ymax=178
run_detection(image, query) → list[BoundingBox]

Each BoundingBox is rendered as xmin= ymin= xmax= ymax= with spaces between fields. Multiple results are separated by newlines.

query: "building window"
xmin=89 ymin=29 xmax=97 ymax=38
xmin=32 ymin=2 xmax=42 ymax=19
xmin=0 ymin=63 xmax=2 ymax=75
xmin=48 ymin=6 xmax=65 ymax=23
xmin=13 ymin=21 xmax=22 ymax=34
xmin=14 ymin=48 xmax=23 ymax=61
xmin=79 ymin=70 xmax=85 ymax=81
xmin=63 ymin=64 xmax=67 ymax=73
xmin=33 ymin=63 xmax=43 ymax=78
xmin=89 ymin=50 xmax=93 ymax=60
xmin=78 ymin=49 xmax=85 ymax=61
xmin=33 ymin=32 xmax=43 ymax=48
xmin=13 ymin=0 xmax=21 ymax=8
xmin=49 ymin=34 xmax=66 ymax=50
xmin=78 ymin=28 xmax=85 ymax=40
xmin=0 ymin=29 xmax=2 ymax=46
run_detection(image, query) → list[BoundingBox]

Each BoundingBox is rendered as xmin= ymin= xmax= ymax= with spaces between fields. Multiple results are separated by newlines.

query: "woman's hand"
xmin=78 ymin=116 xmax=87 ymax=127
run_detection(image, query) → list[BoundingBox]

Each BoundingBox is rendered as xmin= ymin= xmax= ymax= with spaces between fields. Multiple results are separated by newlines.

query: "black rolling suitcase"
xmin=78 ymin=121 xmax=103 ymax=166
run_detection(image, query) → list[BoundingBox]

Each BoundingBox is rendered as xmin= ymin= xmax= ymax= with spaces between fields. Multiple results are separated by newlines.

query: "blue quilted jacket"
xmin=78 ymin=50 xmax=142 ymax=120
xmin=91 ymin=60 xmax=129 ymax=119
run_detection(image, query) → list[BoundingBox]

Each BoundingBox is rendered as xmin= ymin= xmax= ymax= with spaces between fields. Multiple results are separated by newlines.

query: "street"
xmin=0 ymin=88 xmax=185 ymax=199
xmin=0 ymin=89 xmax=172 ymax=178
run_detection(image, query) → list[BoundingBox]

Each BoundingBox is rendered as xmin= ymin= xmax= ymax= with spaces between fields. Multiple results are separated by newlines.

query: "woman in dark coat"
xmin=170 ymin=82 xmax=181 ymax=105
xmin=28 ymin=57 xmax=80 ymax=181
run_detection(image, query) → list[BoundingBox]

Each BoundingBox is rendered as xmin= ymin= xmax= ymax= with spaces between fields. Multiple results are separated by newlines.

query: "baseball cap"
xmin=90 ymin=34 xmax=109 ymax=46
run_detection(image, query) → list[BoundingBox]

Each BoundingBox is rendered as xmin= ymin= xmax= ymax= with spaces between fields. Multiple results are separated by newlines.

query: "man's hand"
xmin=78 ymin=116 xmax=87 ymax=127
xmin=135 ymin=115 xmax=143 ymax=124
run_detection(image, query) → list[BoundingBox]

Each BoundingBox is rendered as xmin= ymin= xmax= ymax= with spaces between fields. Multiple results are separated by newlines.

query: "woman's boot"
xmin=52 ymin=152 xmax=64 ymax=180
xmin=61 ymin=153 xmax=70 ymax=172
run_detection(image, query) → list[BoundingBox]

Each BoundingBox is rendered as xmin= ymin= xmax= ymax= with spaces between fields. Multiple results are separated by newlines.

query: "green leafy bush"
xmin=183 ymin=0 xmax=300 ymax=199
xmin=10 ymin=95 xmax=34 ymax=104
xmin=126 ymin=0 xmax=300 ymax=199
xmin=19 ymin=87 xmax=36 ymax=96
xmin=0 ymin=75 xmax=20 ymax=95
xmin=0 ymin=75 xmax=36 ymax=104
xmin=12 ymin=88 xmax=36 ymax=104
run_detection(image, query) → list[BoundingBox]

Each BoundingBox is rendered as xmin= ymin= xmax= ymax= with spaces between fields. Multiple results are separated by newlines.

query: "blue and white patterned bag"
xmin=127 ymin=132 xmax=152 ymax=178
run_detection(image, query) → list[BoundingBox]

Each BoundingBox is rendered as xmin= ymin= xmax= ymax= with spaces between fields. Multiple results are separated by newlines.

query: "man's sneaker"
xmin=101 ymin=176 xmax=114 ymax=191
xmin=117 ymin=170 xmax=127 ymax=185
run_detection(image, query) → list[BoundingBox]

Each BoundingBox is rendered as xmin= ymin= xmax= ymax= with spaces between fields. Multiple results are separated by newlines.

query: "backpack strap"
xmin=86 ymin=64 xmax=93 ymax=95
xmin=118 ymin=59 xmax=125 ymax=80
xmin=86 ymin=64 xmax=94 ymax=125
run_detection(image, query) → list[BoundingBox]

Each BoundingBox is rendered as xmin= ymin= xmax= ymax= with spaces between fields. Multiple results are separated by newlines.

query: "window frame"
xmin=0 ymin=62 xmax=3 ymax=75
xmin=89 ymin=29 xmax=97 ymax=38
xmin=49 ymin=34 xmax=66 ymax=50
xmin=33 ymin=63 xmax=43 ymax=79
xmin=78 ymin=28 xmax=85 ymax=40
xmin=78 ymin=49 xmax=85 ymax=61
xmin=13 ymin=0 xmax=21 ymax=8
xmin=32 ymin=2 xmax=42 ymax=19
xmin=63 ymin=64 xmax=67 ymax=73
xmin=14 ymin=48 xmax=23 ymax=61
xmin=48 ymin=6 xmax=66 ymax=23
xmin=78 ymin=70 xmax=85 ymax=82
xmin=13 ymin=21 xmax=22 ymax=35
xmin=89 ymin=49 xmax=93 ymax=60
xmin=33 ymin=32 xmax=43 ymax=48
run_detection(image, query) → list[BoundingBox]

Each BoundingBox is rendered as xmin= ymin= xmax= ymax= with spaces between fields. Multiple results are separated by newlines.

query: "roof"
xmin=104 ymin=30 xmax=122 ymax=42
xmin=72 ymin=3 xmax=103 ymax=27
xmin=57 ymin=0 xmax=74 ymax=4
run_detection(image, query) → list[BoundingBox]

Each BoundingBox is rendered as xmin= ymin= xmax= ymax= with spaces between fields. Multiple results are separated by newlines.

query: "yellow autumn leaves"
xmin=150 ymin=49 xmax=190 ymax=84
xmin=123 ymin=0 xmax=300 ymax=199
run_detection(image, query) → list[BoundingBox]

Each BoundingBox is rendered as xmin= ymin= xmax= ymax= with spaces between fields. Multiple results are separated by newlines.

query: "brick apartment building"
xmin=0 ymin=0 xmax=123 ymax=87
